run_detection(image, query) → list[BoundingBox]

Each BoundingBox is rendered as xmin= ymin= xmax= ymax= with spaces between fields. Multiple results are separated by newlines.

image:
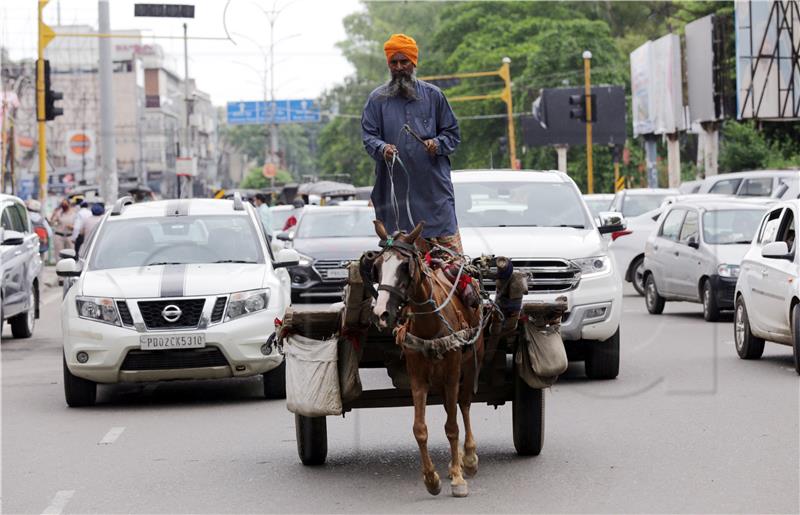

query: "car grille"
xmin=211 ymin=297 xmax=227 ymax=323
xmin=120 ymin=348 xmax=229 ymax=371
xmin=313 ymin=259 xmax=348 ymax=281
xmin=117 ymin=301 xmax=134 ymax=326
xmin=137 ymin=299 xmax=206 ymax=330
xmin=474 ymin=258 xmax=581 ymax=293
xmin=718 ymin=279 xmax=737 ymax=302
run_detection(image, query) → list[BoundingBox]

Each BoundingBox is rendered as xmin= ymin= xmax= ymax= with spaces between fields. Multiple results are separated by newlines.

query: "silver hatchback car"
xmin=642 ymin=198 xmax=771 ymax=321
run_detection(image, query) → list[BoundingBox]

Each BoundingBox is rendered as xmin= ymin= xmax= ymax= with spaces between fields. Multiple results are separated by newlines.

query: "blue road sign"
xmin=226 ymin=99 xmax=321 ymax=125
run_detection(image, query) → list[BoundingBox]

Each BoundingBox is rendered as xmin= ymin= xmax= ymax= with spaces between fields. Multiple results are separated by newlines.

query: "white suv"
xmin=57 ymin=196 xmax=299 ymax=406
xmin=734 ymin=200 xmax=800 ymax=374
xmin=454 ymin=170 xmax=623 ymax=379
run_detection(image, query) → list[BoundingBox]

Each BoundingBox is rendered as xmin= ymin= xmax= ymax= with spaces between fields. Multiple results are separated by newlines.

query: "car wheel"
xmin=645 ymin=274 xmax=665 ymax=315
xmin=585 ymin=328 xmax=620 ymax=379
xmin=702 ymin=280 xmax=720 ymax=322
xmin=10 ymin=287 xmax=37 ymax=338
xmin=792 ymin=304 xmax=800 ymax=375
xmin=631 ymin=256 xmax=646 ymax=296
xmin=734 ymin=296 xmax=764 ymax=360
xmin=263 ymin=360 xmax=286 ymax=399
xmin=63 ymin=354 xmax=97 ymax=407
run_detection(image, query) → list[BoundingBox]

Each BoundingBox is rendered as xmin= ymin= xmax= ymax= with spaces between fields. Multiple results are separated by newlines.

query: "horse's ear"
xmin=406 ymin=221 xmax=424 ymax=243
xmin=374 ymin=220 xmax=389 ymax=240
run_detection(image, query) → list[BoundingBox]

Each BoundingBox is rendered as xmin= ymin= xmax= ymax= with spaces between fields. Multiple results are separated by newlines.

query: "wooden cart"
xmin=279 ymin=297 xmax=567 ymax=466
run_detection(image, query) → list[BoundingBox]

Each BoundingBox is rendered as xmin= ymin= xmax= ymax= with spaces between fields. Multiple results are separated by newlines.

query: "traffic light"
xmin=568 ymin=93 xmax=597 ymax=122
xmin=498 ymin=136 xmax=508 ymax=156
xmin=37 ymin=59 xmax=63 ymax=121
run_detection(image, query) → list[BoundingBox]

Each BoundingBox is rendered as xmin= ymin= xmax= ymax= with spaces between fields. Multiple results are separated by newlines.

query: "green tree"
xmin=240 ymin=166 xmax=293 ymax=189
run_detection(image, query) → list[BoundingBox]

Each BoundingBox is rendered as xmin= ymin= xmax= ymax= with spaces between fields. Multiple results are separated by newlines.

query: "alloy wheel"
xmin=734 ymin=304 xmax=745 ymax=352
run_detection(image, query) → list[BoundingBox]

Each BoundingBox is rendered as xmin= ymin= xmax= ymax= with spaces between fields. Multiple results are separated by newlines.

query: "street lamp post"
xmin=582 ymin=50 xmax=594 ymax=194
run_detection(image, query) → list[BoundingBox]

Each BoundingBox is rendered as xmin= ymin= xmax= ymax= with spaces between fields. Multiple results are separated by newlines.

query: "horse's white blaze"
xmin=374 ymin=252 xmax=402 ymax=326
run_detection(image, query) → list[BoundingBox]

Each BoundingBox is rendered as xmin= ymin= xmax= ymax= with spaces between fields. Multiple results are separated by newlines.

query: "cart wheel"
xmin=512 ymin=371 xmax=545 ymax=456
xmin=295 ymin=414 xmax=327 ymax=465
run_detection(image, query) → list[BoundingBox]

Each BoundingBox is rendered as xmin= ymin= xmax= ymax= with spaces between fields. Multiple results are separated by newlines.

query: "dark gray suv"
xmin=1 ymin=194 xmax=42 ymax=338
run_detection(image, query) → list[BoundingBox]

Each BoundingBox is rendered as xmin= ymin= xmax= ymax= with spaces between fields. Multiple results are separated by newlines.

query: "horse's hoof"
xmin=463 ymin=454 xmax=479 ymax=478
xmin=451 ymin=482 xmax=469 ymax=498
xmin=425 ymin=472 xmax=441 ymax=496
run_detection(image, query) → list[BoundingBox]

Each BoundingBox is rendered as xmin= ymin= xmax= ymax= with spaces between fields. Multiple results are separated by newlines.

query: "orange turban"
xmin=384 ymin=33 xmax=418 ymax=66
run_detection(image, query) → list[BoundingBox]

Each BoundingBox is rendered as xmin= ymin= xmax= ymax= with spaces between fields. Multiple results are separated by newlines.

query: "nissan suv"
xmin=56 ymin=195 xmax=299 ymax=406
xmin=454 ymin=170 xmax=624 ymax=379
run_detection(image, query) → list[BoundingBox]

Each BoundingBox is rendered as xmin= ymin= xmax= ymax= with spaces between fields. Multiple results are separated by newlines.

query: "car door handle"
xmin=674 ymin=251 xmax=680 ymax=256
xmin=653 ymin=245 xmax=659 ymax=251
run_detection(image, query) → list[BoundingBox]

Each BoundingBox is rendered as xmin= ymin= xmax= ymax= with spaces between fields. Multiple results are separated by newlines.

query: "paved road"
xmin=2 ymin=279 xmax=798 ymax=513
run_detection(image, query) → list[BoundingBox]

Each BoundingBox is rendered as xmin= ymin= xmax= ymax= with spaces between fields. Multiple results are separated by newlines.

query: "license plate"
xmin=326 ymin=269 xmax=348 ymax=279
xmin=139 ymin=334 xmax=206 ymax=350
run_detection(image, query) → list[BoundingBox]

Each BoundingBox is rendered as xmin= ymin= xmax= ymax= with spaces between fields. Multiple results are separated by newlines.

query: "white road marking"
xmin=41 ymin=490 xmax=75 ymax=515
xmin=98 ymin=426 xmax=125 ymax=445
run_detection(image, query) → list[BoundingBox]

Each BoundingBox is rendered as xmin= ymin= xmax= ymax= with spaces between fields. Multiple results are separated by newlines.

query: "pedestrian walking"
xmin=49 ymin=197 xmax=76 ymax=257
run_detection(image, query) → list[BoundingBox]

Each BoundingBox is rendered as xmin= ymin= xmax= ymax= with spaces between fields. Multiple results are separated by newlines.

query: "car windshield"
xmin=621 ymin=194 xmax=670 ymax=217
xmin=584 ymin=197 xmax=612 ymax=218
xmin=455 ymin=181 xmax=589 ymax=228
xmin=89 ymin=215 xmax=264 ymax=270
xmin=295 ymin=209 xmax=375 ymax=238
xmin=702 ymin=209 xmax=766 ymax=245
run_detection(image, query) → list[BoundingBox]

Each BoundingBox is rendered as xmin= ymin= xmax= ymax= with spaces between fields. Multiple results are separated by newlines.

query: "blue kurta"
xmin=362 ymin=80 xmax=461 ymax=239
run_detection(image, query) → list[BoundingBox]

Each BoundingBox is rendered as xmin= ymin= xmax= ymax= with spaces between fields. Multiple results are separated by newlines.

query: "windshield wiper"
xmin=721 ymin=240 xmax=752 ymax=245
xmin=214 ymin=259 xmax=257 ymax=264
xmin=496 ymin=224 xmax=538 ymax=227
xmin=553 ymin=224 xmax=585 ymax=229
xmin=146 ymin=261 xmax=184 ymax=266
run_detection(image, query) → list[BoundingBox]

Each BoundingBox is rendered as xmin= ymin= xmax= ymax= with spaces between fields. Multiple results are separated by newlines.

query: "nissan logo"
xmin=161 ymin=305 xmax=182 ymax=323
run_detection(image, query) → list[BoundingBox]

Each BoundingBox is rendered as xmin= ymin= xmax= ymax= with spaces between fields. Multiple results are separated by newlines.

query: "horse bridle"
xmin=371 ymin=238 xmax=421 ymax=308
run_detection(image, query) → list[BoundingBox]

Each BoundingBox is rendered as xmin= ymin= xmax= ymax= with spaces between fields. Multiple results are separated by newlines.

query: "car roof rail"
xmin=110 ymin=196 xmax=134 ymax=216
xmin=233 ymin=191 xmax=245 ymax=211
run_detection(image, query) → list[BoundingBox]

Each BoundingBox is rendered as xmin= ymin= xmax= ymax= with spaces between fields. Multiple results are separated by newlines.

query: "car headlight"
xmin=718 ymin=264 xmax=740 ymax=278
xmin=76 ymin=296 xmax=120 ymax=326
xmin=296 ymin=253 xmax=312 ymax=267
xmin=573 ymin=255 xmax=611 ymax=277
xmin=225 ymin=288 xmax=270 ymax=321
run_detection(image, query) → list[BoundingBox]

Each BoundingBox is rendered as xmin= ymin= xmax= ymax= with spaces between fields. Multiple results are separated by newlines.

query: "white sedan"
xmin=56 ymin=196 xmax=299 ymax=406
xmin=734 ymin=199 xmax=800 ymax=374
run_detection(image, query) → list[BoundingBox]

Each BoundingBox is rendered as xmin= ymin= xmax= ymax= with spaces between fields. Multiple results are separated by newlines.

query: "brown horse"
xmin=372 ymin=220 xmax=484 ymax=498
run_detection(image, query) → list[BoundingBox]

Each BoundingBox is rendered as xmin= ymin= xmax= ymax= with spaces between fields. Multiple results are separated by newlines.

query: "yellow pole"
xmin=583 ymin=50 xmax=593 ymax=194
xmin=37 ymin=2 xmax=48 ymax=201
xmin=499 ymin=57 xmax=516 ymax=169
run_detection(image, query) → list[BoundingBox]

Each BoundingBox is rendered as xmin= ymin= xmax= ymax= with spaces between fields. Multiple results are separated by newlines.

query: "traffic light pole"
xmin=582 ymin=50 xmax=594 ymax=194
xmin=37 ymin=2 xmax=47 ymax=202
xmin=420 ymin=58 xmax=517 ymax=169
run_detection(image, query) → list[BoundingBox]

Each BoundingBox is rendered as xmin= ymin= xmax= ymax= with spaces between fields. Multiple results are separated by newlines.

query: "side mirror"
xmin=273 ymin=248 xmax=300 ymax=269
xmin=761 ymin=241 xmax=793 ymax=260
xmin=59 ymin=249 xmax=76 ymax=260
xmin=597 ymin=211 xmax=626 ymax=235
xmin=276 ymin=231 xmax=293 ymax=242
xmin=687 ymin=236 xmax=700 ymax=249
xmin=1 ymin=229 xmax=24 ymax=246
xmin=56 ymin=258 xmax=82 ymax=277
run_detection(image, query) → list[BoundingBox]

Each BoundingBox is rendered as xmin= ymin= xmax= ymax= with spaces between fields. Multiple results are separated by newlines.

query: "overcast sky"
xmin=0 ymin=0 xmax=362 ymax=106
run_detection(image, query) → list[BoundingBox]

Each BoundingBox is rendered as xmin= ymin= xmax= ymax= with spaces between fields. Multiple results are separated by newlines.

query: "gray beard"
xmin=385 ymin=72 xmax=417 ymax=99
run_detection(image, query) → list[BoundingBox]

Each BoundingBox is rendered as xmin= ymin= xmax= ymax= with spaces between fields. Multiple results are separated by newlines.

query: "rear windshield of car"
xmin=702 ymin=209 xmax=766 ymax=245
xmin=295 ymin=209 xmax=375 ymax=238
xmin=621 ymin=194 xmax=669 ymax=218
xmin=454 ymin=181 xmax=589 ymax=228
xmin=89 ymin=215 xmax=264 ymax=270
xmin=584 ymin=197 xmax=612 ymax=218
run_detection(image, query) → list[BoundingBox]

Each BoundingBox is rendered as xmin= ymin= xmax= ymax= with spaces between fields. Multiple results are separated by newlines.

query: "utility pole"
xmin=98 ymin=0 xmax=118 ymax=203
xmin=582 ymin=50 xmax=594 ymax=194
xmin=180 ymin=21 xmax=192 ymax=198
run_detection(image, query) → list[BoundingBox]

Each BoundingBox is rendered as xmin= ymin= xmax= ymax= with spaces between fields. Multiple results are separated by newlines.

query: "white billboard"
xmin=630 ymin=34 xmax=686 ymax=136
xmin=735 ymin=0 xmax=800 ymax=120
xmin=685 ymin=15 xmax=719 ymax=123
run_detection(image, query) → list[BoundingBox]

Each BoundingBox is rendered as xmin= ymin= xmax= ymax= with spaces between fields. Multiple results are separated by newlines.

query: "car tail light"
xmin=611 ymin=230 xmax=632 ymax=241
xmin=34 ymin=226 xmax=48 ymax=245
